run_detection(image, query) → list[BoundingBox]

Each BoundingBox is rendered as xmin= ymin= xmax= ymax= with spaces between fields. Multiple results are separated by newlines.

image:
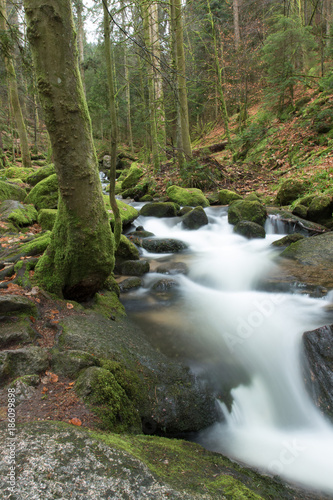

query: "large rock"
xmin=0 ymin=180 xmax=26 ymax=202
xmin=26 ymin=164 xmax=56 ymax=186
xmin=121 ymin=163 xmax=144 ymax=190
xmin=0 ymin=347 xmax=48 ymax=385
xmin=276 ymin=179 xmax=306 ymax=205
xmin=119 ymin=259 xmax=150 ymax=276
xmin=302 ymin=324 xmax=333 ymax=423
xmin=280 ymin=232 xmax=333 ymax=266
xmin=166 ymin=185 xmax=209 ymax=207
xmin=218 ymin=189 xmax=242 ymax=205
xmin=141 ymin=238 xmax=188 ymax=254
xmin=307 ymin=195 xmax=333 ymax=222
xmin=182 ymin=206 xmax=208 ymax=230
xmin=25 ymin=174 xmax=59 ymax=209
xmin=0 ymin=200 xmax=37 ymax=227
xmin=115 ymin=235 xmax=140 ymax=261
xmin=140 ymin=202 xmax=178 ymax=218
xmin=104 ymin=196 xmax=139 ymax=228
xmin=0 ymin=318 xmax=34 ymax=349
xmin=233 ymin=220 xmax=266 ymax=239
xmin=0 ymin=295 xmax=37 ymax=316
xmin=228 ymin=200 xmax=267 ymax=227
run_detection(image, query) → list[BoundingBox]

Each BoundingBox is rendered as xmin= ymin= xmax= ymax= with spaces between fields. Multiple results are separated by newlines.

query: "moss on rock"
xmin=121 ymin=163 xmax=144 ymax=191
xmin=103 ymin=196 xmax=139 ymax=227
xmin=228 ymin=200 xmax=267 ymax=227
xmin=234 ymin=220 xmax=266 ymax=239
xmin=115 ymin=235 xmax=140 ymax=261
xmin=276 ymin=179 xmax=307 ymax=205
xmin=37 ymin=208 xmax=57 ymax=231
xmin=166 ymin=185 xmax=210 ymax=207
xmin=91 ymin=291 xmax=126 ymax=319
xmin=0 ymin=180 xmax=27 ymax=202
xmin=3 ymin=166 xmax=36 ymax=182
xmin=26 ymin=164 xmax=56 ymax=186
xmin=307 ymin=195 xmax=332 ymax=222
xmin=25 ymin=173 xmax=59 ymax=209
xmin=139 ymin=202 xmax=178 ymax=218
xmin=218 ymin=189 xmax=243 ymax=205
xmin=7 ymin=203 xmax=38 ymax=227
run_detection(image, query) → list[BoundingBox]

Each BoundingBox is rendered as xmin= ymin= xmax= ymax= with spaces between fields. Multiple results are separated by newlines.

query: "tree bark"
xmin=233 ymin=0 xmax=241 ymax=50
xmin=73 ymin=0 xmax=86 ymax=95
xmin=0 ymin=0 xmax=31 ymax=168
xmin=24 ymin=0 xmax=114 ymax=300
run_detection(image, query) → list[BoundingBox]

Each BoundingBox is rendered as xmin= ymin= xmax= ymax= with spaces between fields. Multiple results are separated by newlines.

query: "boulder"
xmin=38 ymin=208 xmax=57 ymax=231
xmin=307 ymin=195 xmax=333 ymax=222
xmin=104 ymin=196 xmax=139 ymax=228
xmin=0 ymin=318 xmax=35 ymax=349
xmin=51 ymin=350 xmax=99 ymax=378
xmin=121 ymin=163 xmax=144 ymax=190
xmin=119 ymin=259 xmax=150 ymax=276
xmin=182 ymin=206 xmax=208 ymax=230
xmin=166 ymin=185 xmax=209 ymax=207
xmin=280 ymin=232 xmax=333 ymax=266
xmin=218 ymin=189 xmax=242 ymax=205
xmin=121 ymin=179 xmax=149 ymax=200
xmin=2 ymin=231 xmax=51 ymax=263
xmin=8 ymin=374 xmax=39 ymax=403
xmin=292 ymin=204 xmax=308 ymax=219
xmin=0 ymin=180 xmax=26 ymax=202
xmin=271 ymin=233 xmax=305 ymax=247
xmin=276 ymin=179 xmax=306 ymax=205
xmin=140 ymin=202 xmax=178 ymax=218
xmin=25 ymin=174 xmax=59 ymax=209
xmin=155 ymin=261 xmax=188 ymax=275
xmin=233 ymin=220 xmax=266 ymax=239
xmin=0 ymin=200 xmax=37 ymax=227
xmin=26 ymin=164 xmax=56 ymax=186
xmin=151 ymin=278 xmax=178 ymax=292
xmin=119 ymin=277 xmax=142 ymax=293
xmin=0 ymin=295 xmax=37 ymax=316
xmin=141 ymin=238 xmax=188 ymax=254
xmin=115 ymin=235 xmax=140 ymax=261
xmin=228 ymin=200 xmax=267 ymax=227
xmin=0 ymin=347 xmax=49 ymax=384
xmin=302 ymin=324 xmax=333 ymax=423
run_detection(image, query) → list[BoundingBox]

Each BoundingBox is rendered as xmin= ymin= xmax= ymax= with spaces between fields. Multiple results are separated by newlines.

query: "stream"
xmin=121 ymin=205 xmax=333 ymax=495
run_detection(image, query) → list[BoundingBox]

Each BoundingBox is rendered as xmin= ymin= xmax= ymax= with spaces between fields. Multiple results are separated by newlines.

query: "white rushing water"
xmin=128 ymin=206 xmax=333 ymax=495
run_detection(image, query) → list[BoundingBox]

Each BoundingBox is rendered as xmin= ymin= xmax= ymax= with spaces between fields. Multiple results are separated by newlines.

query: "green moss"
xmin=18 ymin=232 xmax=51 ymax=257
xmin=276 ymin=179 xmax=307 ymax=205
xmin=14 ymin=259 xmax=37 ymax=288
xmin=121 ymin=178 xmax=149 ymax=199
xmin=7 ymin=204 xmax=38 ymax=227
xmin=166 ymin=185 xmax=210 ymax=207
xmin=25 ymin=173 xmax=59 ymax=209
xmin=3 ymin=166 xmax=36 ymax=181
xmin=121 ymin=163 xmax=144 ymax=190
xmin=91 ymin=291 xmax=125 ymax=319
xmin=218 ymin=189 xmax=243 ymax=205
xmin=228 ymin=200 xmax=267 ymax=227
xmin=26 ymin=164 xmax=56 ymax=186
xmin=103 ymin=196 xmax=139 ymax=227
xmin=116 ymin=234 xmax=140 ymax=261
xmin=139 ymin=202 xmax=178 ymax=218
xmin=0 ymin=180 xmax=27 ymax=201
xmin=37 ymin=209 xmax=57 ymax=231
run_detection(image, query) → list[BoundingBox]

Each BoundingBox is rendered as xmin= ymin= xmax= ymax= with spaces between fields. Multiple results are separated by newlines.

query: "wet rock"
xmin=302 ymin=324 xmax=333 ymax=423
xmin=276 ymin=179 xmax=307 ymax=205
xmin=280 ymin=232 xmax=333 ymax=266
xmin=233 ymin=220 xmax=266 ymax=239
xmin=0 ymin=347 xmax=48 ymax=385
xmin=151 ymin=278 xmax=178 ymax=292
xmin=271 ymin=233 xmax=305 ymax=247
xmin=267 ymin=207 xmax=328 ymax=234
xmin=139 ymin=202 xmax=178 ymax=218
xmin=115 ymin=235 xmax=140 ymax=261
xmin=155 ymin=261 xmax=188 ymax=275
xmin=119 ymin=277 xmax=142 ymax=293
xmin=228 ymin=200 xmax=267 ymax=227
xmin=141 ymin=238 xmax=188 ymax=254
xmin=178 ymin=206 xmax=193 ymax=216
xmin=119 ymin=259 xmax=150 ymax=276
xmin=182 ymin=206 xmax=208 ymax=230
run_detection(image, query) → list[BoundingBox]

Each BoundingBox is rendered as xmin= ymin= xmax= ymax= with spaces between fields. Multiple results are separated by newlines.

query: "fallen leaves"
xmin=66 ymin=303 xmax=74 ymax=310
xmin=69 ymin=417 xmax=82 ymax=426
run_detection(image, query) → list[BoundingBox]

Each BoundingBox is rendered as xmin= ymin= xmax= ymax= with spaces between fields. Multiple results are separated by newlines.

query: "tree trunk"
xmin=233 ymin=0 xmax=241 ymax=50
xmin=24 ymin=0 xmax=114 ymax=300
xmin=0 ymin=0 xmax=31 ymax=168
xmin=120 ymin=0 xmax=134 ymax=154
xmin=103 ymin=0 xmax=122 ymax=250
xmin=73 ymin=0 xmax=86 ymax=95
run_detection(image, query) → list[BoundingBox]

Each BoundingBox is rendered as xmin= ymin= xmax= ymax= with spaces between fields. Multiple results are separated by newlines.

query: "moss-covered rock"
xmin=3 ymin=231 xmax=51 ymax=263
xmin=37 ymin=208 xmax=57 ymax=231
xmin=233 ymin=220 xmax=266 ymax=239
xmin=228 ymin=200 xmax=267 ymax=227
xmin=0 ymin=200 xmax=37 ymax=227
xmin=292 ymin=204 xmax=308 ymax=219
xmin=0 ymin=347 xmax=48 ymax=384
xmin=25 ymin=173 xmax=58 ymax=209
xmin=218 ymin=189 xmax=243 ymax=205
xmin=280 ymin=232 xmax=333 ymax=265
xmin=119 ymin=277 xmax=142 ymax=293
xmin=271 ymin=233 xmax=305 ymax=247
xmin=121 ymin=163 xmax=144 ymax=190
xmin=121 ymin=178 xmax=149 ymax=199
xmin=26 ymin=164 xmax=56 ymax=186
xmin=3 ymin=166 xmax=36 ymax=182
xmin=276 ymin=179 xmax=306 ymax=205
xmin=307 ymin=195 xmax=333 ymax=222
xmin=166 ymin=185 xmax=210 ymax=207
xmin=139 ymin=202 xmax=178 ymax=218
xmin=119 ymin=259 xmax=150 ymax=276
xmin=0 ymin=180 xmax=26 ymax=202
xmin=14 ymin=258 xmax=38 ymax=288
xmin=0 ymin=318 xmax=35 ymax=348
xmin=51 ymin=349 xmax=99 ymax=378
xmin=103 ymin=196 xmax=139 ymax=227
xmin=182 ymin=206 xmax=209 ymax=230
xmin=90 ymin=291 xmax=126 ymax=319
xmin=115 ymin=235 xmax=140 ymax=261
xmin=141 ymin=238 xmax=188 ymax=253
xmin=0 ymin=295 xmax=37 ymax=316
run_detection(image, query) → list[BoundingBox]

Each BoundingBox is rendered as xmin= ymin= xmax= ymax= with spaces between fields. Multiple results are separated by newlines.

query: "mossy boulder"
xmin=166 ymin=185 xmax=209 ymax=207
xmin=115 ymin=235 xmax=140 ymax=261
xmin=104 ymin=196 xmax=139 ymax=228
xmin=182 ymin=206 xmax=208 ymax=230
xmin=25 ymin=173 xmax=59 ymax=209
xmin=121 ymin=163 xmax=144 ymax=190
xmin=3 ymin=166 xmax=36 ymax=182
xmin=0 ymin=347 xmax=48 ymax=385
xmin=0 ymin=295 xmax=37 ymax=316
xmin=26 ymin=164 xmax=56 ymax=186
xmin=119 ymin=259 xmax=150 ymax=276
xmin=276 ymin=179 xmax=306 ymax=205
xmin=37 ymin=208 xmax=57 ymax=231
xmin=2 ymin=231 xmax=51 ymax=263
xmin=0 ymin=180 xmax=26 ymax=202
xmin=233 ymin=220 xmax=266 ymax=239
xmin=228 ymin=200 xmax=267 ymax=227
xmin=90 ymin=291 xmax=126 ymax=319
xmin=0 ymin=318 xmax=35 ymax=349
xmin=218 ymin=189 xmax=243 ymax=205
xmin=121 ymin=178 xmax=149 ymax=200
xmin=51 ymin=350 xmax=99 ymax=378
xmin=119 ymin=277 xmax=142 ymax=293
xmin=281 ymin=232 xmax=333 ymax=265
xmin=0 ymin=200 xmax=37 ymax=227
xmin=139 ymin=202 xmax=178 ymax=218
xmin=307 ymin=195 xmax=333 ymax=222
xmin=271 ymin=233 xmax=305 ymax=247
xmin=141 ymin=238 xmax=188 ymax=253
xmin=292 ymin=204 xmax=308 ymax=219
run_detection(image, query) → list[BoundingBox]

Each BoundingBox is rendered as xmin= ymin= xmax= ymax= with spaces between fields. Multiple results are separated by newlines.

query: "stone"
xmin=302 ymin=324 xmax=333 ymax=423
xmin=0 ymin=347 xmax=48 ymax=384
xmin=292 ymin=204 xmax=308 ymax=219
xmin=228 ymin=200 xmax=267 ymax=227
xmin=141 ymin=238 xmax=188 ymax=254
xmin=26 ymin=164 xmax=56 ymax=186
xmin=182 ymin=206 xmax=208 ymax=230
xmin=51 ymin=350 xmax=99 ymax=378
xmin=103 ymin=196 xmax=139 ymax=228
xmin=115 ymin=235 xmax=140 ymax=261
xmin=218 ymin=189 xmax=243 ymax=205
xmin=280 ymin=232 xmax=333 ymax=266
xmin=0 ymin=295 xmax=37 ymax=316
xmin=271 ymin=233 xmax=305 ymax=247
xmin=155 ymin=261 xmax=188 ymax=275
xmin=121 ymin=163 xmax=144 ymax=190
xmin=233 ymin=220 xmax=266 ymax=239
xmin=25 ymin=174 xmax=59 ymax=209
xmin=8 ymin=374 xmax=39 ymax=404
xmin=276 ymin=179 xmax=306 ymax=205
xmin=151 ymin=278 xmax=178 ymax=292
xmin=307 ymin=195 xmax=333 ymax=222
xmin=166 ymin=185 xmax=209 ymax=207
xmin=0 ymin=180 xmax=26 ymax=202
xmin=139 ymin=202 xmax=178 ymax=218
xmin=119 ymin=260 xmax=150 ymax=276
xmin=119 ymin=277 xmax=142 ymax=293
xmin=0 ymin=318 xmax=34 ymax=348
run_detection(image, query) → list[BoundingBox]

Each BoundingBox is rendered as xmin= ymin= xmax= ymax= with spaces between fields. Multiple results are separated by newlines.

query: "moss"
xmin=8 ymin=374 xmax=39 ymax=388
xmin=228 ymin=200 xmax=267 ymax=227
xmin=121 ymin=178 xmax=149 ymax=199
xmin=139 ymin=202 xmax=178 ymax=218
xmin=103 ymin=195 xmax=139 ymax=227
xmin=166 ymin=185 xmax=210 ymax=207
xmin=115 ymin=234 xmax=140 ymax=261
xmin=3 ymin=166 xmax=36 ymax=181
xmin=18 ymin=231 xmax=51 ymax=258
xmin=26 ymin=164 xmax=56 ymax=186
xmin=121 ymin=163 xmax=144 ymax=190
xmin=37 ymin=208 xmax=57 ymax=231
xmin=102 ymin=274 xmax=120 ymax=296
xmin=14 ymin=259 xmax=37 ymax=288
xmin=7 ymin=203 xmax=38 ymax=227
xmin=218 ymin=189 xmax=243 ymax=205
xmin=0 ymin=180 xmax=26 ymax=201
xmin=25 ymin=173 xmax=59 ymax=209
xmin=91 ymin=291 xmax=125 ymax=319
xmin=276 ymin=180 xmax=307 ymax=206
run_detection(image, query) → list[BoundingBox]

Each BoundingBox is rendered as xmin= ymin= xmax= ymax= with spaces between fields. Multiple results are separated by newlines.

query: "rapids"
xmin=122 ymin=205 xmax=333 ymax=495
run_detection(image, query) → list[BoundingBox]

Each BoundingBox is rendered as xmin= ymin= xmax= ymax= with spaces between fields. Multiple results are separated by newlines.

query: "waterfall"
xmin=124 ymin=206 xmax=333 ymax=495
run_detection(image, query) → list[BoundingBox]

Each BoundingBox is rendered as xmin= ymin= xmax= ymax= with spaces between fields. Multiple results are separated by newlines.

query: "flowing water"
xmin=122 ymin=206 xmax=333 ymax=495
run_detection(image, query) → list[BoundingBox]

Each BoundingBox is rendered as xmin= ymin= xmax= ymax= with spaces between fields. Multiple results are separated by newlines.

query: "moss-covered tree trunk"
xmin=0 ymin=0 xmax=32 ymax=169
xmin=24 ymin=0 xmax=114 ymax=300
